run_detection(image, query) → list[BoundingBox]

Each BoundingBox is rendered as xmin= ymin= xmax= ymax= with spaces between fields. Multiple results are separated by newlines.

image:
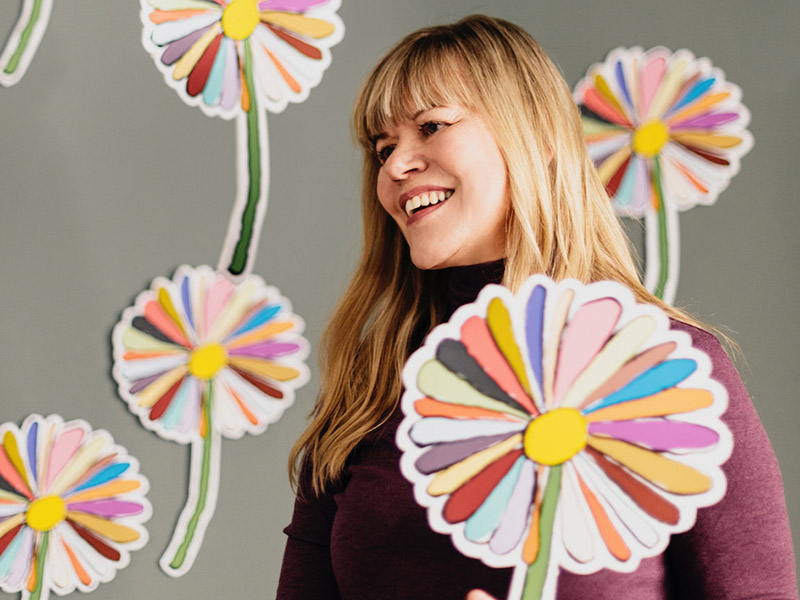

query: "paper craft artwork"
xmin=0 ymin=0 xmax=53 ymax=86
xmin=140 ymin=0 xmax=344 ymax=279
xmin=574 ymin=47 xmax=752 ymax=303
xmin=397 ymin=276 xmax=732 ymax=600
xmin=0 ymin=414 xmax=150 ymax=600
xmin=111 ymin=265 xmax=309 ymax=576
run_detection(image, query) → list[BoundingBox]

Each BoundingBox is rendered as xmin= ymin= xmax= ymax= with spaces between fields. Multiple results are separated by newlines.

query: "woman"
xmin=277 ymin=15 xmax=796 ymax=599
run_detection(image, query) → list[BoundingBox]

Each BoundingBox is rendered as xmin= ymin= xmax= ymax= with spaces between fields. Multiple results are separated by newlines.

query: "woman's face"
xmin=375 ymin=104 xmax=509 ymax=270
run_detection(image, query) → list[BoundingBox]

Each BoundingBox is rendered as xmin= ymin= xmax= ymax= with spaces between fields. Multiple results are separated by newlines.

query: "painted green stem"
xmin=652 ymin=157 xmax=669 ymax=300
xmin=227 ymin=43 xmax=262 ymax=276
xmin=4 ymin=0 xmax=45 ymax=75
xmin=169 ymin=384 xmax=214 ymax=569
xmin=30 ymin=531 xmax=48 ymax=600
xmin=521 ymin=465 xmax=562 ymax=600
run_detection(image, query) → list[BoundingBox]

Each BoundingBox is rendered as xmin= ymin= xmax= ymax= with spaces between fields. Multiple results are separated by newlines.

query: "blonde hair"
xmin=290 ymin=14 xmax=701 ymax=494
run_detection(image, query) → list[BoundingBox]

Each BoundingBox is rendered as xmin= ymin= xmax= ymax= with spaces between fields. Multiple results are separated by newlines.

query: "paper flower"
xmin=0 ymin=414 xmax=150 ymax=600
xmin=140 ymin=0 xmax=344 ymax=277
xmin=112 ymin=264 xmax=308 ymax=576
xmin=397 ymin=276 xmax=731 ymax=600
xmin=0 ymin=0 xmax=53 ymax=87
xmin=574 ymin=47 xmax=752 ymax=303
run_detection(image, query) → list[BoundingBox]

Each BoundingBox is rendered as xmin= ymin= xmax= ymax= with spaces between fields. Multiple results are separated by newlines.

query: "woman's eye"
xmin=376 ymin=145 xmax=394 ymax=164
xmin=419 ymin=121 xmax=446 ymax=136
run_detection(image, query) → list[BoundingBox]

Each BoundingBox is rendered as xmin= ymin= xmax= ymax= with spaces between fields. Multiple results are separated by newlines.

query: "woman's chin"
xmin=410 ymin=256 xmax=448 ymax=271
xmin=408 ymin=247 xmax=452 ymax=270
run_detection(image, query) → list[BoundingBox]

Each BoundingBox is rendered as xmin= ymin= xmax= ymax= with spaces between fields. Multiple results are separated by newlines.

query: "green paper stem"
xmin=169 ymin=383 xmax=215 ymax=569
xmin=226 ymin=42 xmax=262 ymax=276
xmin=3 ymin=0 xmax=44 ymax=75
xmin=652 ymin=157 xmax=669 ymax=300
xmin=521 ymin=465 xmax=562 ymax=600
xmin=30 ymin=531 xmax=48 ymax=600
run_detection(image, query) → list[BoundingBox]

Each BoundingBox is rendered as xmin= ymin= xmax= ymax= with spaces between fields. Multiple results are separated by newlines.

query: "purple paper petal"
xmin=671 ymin=111 xmax=740 ymax=130
xmin=415 ymin=433 xmax=515 ymax=475
xmin=228 ymin=341 xmax=301 ymax=359
xmin=130 ymin=371 xmax=166 ymax=394
xmin=220 ymin=37 xmax=240 ymax=111
xmin=489 ymin=459 xmax=536 ymax=555
xmin=161 ymin=24 xmax=214 ymax=66
xmin=67 ymin=500 xmax=145 ymax=518
xmin=588 ymin=419 xmax=719 ymax=451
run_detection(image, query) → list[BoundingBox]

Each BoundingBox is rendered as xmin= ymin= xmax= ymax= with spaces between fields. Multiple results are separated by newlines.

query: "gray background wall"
xmin=0 ymin=1 xmax=796 ymax=597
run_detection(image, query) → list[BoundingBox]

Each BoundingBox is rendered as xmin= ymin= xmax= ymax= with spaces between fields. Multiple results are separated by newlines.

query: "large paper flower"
xmin=0 ymin=414 xmax=150 ymax=600
xmin=0 ymin=0 xmax=53 ymax=87
xmin=397 ymin=276 xmax=731 ymax=600
xmin=140 ymin=0 xmax=344 ymax=277
xmin=112 ymin=264 xmax=309 ymax=576
xmin=574 ymin=47 xmax=752 ymax=302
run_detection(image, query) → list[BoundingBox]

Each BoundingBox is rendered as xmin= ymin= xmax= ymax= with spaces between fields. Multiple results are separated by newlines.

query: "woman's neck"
xmin=444 ymin=259 xmax=505 ymax=320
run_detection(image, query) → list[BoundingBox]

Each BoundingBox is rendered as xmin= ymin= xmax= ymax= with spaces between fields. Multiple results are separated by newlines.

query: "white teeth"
xmin=404 ymin=190 xmax=453 ymax=216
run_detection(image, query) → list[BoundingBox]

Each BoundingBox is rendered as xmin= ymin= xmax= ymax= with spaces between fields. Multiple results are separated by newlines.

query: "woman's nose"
xmin=384 ymin=139 xmax=427 ymax=181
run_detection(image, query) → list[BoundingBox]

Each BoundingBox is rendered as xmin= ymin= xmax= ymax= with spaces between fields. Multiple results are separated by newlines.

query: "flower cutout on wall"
xmin=0 ymin=414 xmax=150 ymax=600
xmin=397 ymin=276 xmax=731 ymax=600
xmin=112 ymin=264 xmax=309 ymax=576
xmin=574 ymin=47 xmax=753 ymax=303
xmin=140 ymin=0 xmax=344 ymax=278
xmin=0 ymin=0 xmax=53 ymax=87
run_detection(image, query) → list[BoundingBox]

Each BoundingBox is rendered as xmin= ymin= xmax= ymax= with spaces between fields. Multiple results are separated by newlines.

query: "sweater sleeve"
xmin=276 ymin=461 xmax=343 ymax=600
xmin=665 ymin=323 xmax=798 ymax=600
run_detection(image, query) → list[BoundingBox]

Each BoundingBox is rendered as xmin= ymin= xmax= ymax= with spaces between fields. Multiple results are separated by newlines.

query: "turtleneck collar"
xmin=443 ymin=259 xmax=505 ymax=320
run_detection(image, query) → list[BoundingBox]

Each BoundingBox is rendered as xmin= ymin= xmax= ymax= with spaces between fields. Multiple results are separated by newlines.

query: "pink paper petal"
xmin=46 ymin=428 xmax=84 ymax=490
xmin=640 ymin=56 xmax=667 ymax=118
xmin=553 ymin=299 xmax=621 ymax=403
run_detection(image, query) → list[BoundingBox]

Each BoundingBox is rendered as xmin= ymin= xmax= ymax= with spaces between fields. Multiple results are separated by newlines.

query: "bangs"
xmin=355 ymin=30 xmax=477 ymax=149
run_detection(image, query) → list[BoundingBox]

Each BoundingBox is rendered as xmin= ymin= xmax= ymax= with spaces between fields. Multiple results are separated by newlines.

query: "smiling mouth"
xmin=404 ymin=190 xmax=453 ymax=217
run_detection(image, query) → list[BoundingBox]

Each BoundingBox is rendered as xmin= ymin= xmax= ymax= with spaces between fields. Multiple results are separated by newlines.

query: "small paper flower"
xmin=0 ymin=414 xmax=150 ymax=600
xmin=112 ymin=264 xmax=308 ymax=576
xmin=0 ymin=0 xmax=53 ymax=87
xmin=397 ymin=276 xmax=731 ymax=600
xmin=574 ymin=47 xmax=752 ymax=302
xmin=140 ymin=0 xmax=344 ymax=276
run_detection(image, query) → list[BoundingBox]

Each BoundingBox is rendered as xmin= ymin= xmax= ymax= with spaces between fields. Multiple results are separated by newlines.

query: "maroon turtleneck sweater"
xmin=277 ymin=264 xmax=797 ymax=599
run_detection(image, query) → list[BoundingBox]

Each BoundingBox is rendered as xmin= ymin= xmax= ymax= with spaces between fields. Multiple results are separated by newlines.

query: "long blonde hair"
xmin=290 ymin=14 xmax=700 ymax=494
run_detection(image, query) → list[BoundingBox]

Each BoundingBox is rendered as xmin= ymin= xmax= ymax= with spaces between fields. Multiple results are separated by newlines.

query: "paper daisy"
xmin=0 ymin=0 xmax=53 ymax=87
xmin=111 ymin=264 xmax=309 ymax=576
xmin=0 ymin=414 xmax=150 ymax=600
xmin=574 ymin=47 xmax=753 ymax=303
xmin=397 ymin=276 xmax=732 ymax=600
xmin=140 ymin=0 xmax=344 ymax=277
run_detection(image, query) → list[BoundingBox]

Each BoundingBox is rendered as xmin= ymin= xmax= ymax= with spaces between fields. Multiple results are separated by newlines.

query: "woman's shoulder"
xmin=668 ymin=318 xmax=725 ymax=356
xmin=667 ymin=318 xmax=747 ymax=403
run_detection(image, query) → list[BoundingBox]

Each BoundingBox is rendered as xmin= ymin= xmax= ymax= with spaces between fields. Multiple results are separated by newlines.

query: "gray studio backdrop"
xmin=1 ymin=1 xmax=797 ymax=597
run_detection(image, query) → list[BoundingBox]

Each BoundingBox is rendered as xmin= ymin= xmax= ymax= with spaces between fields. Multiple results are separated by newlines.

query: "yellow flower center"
xmin=523 ymin=408 xmax=587 ymax=465
xmin=632 ymin=121 xmax=669 ymax=157
xmin=188 ymin=343 xmax=227 ymax=379
xmin=222 ymin=0 xmax=261 ymax=40
xmin=26 ymin=496 xmax=66 ymax=532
